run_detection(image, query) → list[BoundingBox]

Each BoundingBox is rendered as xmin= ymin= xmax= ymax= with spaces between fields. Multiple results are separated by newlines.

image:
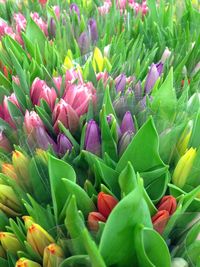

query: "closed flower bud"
xmin=0 ymin=232 xmax=22 ymax=255
xmin=145 ymin=63 xmax=163 ymax=94
xmin=27 ymin=224 xmax=55 ymax=257
xmin=84 ymin=120 xmax=101 ymax=156
xmin=152 ymin=210 xmax=169 ymax=234
xmin=16 ymin=258 xmax=41 ymax=267
xmin=120 ymin=111 xmax=135 ymax=135
xmin=35 ymin=127 xmax=57 ymax=153
xmin=35 ymin=149 xmax=48 ymax=164
xmin=118 ymin=131 xmax=134 ymax=156
xmin=43 ymin=243 xmax=64 ymax=267
xmin=53 ymin=99 xmax=79 ymax=134
xmin=78 ymin=32 xmax=90 ymax=55
xmin=97 ymin=192 xmax=118 ymax=218
xmin=177 ymin=122 xmax=192 ymax=156
xmin=115 ymin=73 xmax=126 ymax=93
xmin=171 ymin=258 xmax=188 ymax=267
xmin=57 ymin=134 xmax=73 ymax=156
xmin=70 ymin=3 xmax=80 ymax=18
xmin=0 ymin=131 xmax=12 ymax=152
xmin=12 ymin=150 xmax=31 ymax=191
xmin=88 ymin=212 xmax=106 ymax=231
xmin=22 ymin=216 xmax=35 ymax=229
xmin=0 ymin=184 xmax=22 ymax=216
xmin=1 ymin=163 xmax=18 ymax=181
xmin=24 ymin=110 xmax=44 ymax=136
xmin=88 ymin=18 xmax=98 ymax=43
xmin=172 ymin=148 xmax=197 ymax=189
xmin=30 ymin=78 xmax=47 ymax=105
xmin=157 ymin=195 xmax=177 ymax=215
xmin=161 ymin=47 xmax=171 ymax=63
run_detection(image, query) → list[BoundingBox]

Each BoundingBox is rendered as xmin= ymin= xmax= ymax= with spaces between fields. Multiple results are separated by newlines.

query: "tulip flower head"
xmin=84 ymin=120 xmax=101 ymax=156
xmin=157 ymin=195 xmax=177 ymax=215
xmin=97 ymin=192 xmax=118 ymax=218
xmin=152 ymin=210 xmax=170 ymax=234
xmin=120 ymin=111 xmax=135 ymax=134
xmin=0 ymin=232 xmax=22 ymax=255
xmin=145 ymin=62 xmax=163 ymax=94
xmin=43 ymin=243 xmax=64 ymax=267
xmin=16 ymin=258 xmax=41 ymax=267
xmin=88 ymin=212 xmax=106 ymax=231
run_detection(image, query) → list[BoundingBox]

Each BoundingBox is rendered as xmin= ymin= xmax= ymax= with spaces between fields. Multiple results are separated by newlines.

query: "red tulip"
xmin=39 ymin=0 xmax=48 ymax=5
xmin=157 ymin=195 xmax=177 ymax=216
xmin=152 ymin=210 xmax=170 ymax=234
xmin=97 ymin=192 xmax=118 ymax=218
xmin=88 ymin=212 xmax=106 ymax=231
xmin=52 ymin=99 xmax=79 ymax=134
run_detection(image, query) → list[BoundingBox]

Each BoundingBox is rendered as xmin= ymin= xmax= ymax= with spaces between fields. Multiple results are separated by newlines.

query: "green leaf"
xmin=62 ymin=179 xmax=96 ymax=217
xmin=60 ymin=255 xmax=90 ymax=267
xmin=119 ymin=162 xmax=137 ymax=197
xmin=189 ymin=112 xmax=200 ymax=148
xmin=134 ymin=225 xmax=171 ymax=267
xmin=116 ymin=117 xmax=166 ymax=173
xmin=0 ymin=72 xmax=12 ymax=90
xmin=103 ymin=86 xmax=117 ymax=118
xmin=99 ymin=185 xmax=152 ymax=266
xmin=48 ymin=155 xmax=76 ymax=221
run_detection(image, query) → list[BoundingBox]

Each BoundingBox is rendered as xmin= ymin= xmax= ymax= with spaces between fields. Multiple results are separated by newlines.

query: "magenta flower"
xmin=31 ymin=13 xmax=48 ymax=36
xmin=52 ymin=99 xmax=79 ymax=134
xmin=24 ymin=110 xmax=44 ymax=135
xmin=13 ymin=13 xmax=26 ymax=44
xmin=65 ymin=69 xmax=83 ymax=86
xmin=53 ymin=76 xmax=62 ymax=91
xmin=2 ymin=93 xmax=20 ymax=128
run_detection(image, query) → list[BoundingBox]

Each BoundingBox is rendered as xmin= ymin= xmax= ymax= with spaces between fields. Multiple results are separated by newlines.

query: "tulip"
xmin=145 ymin=63 xmax=163 ymax=94
xmin=3 ymin=93 xmax=20 ymax=128
xmin=31 ymin=13 xmax=48 ymax=36
xmin=84 ymin=120 xmax=101 ymax=156
xmin=39 ymin=0 xmax=47 ymax=5
xmin=0 ymin=184 xmax=22 ymax=216
xmin=24 ymin=111 xmax=45 ymax=135
xmin=43 ymin=243 xmax=64 ymax=267
xmin=0 ymin=232 xmax=22 ymax=255
xmin=35 ymin=149 xmax=48 ymax=164
xmin=177 ymin=122 xmax=192 ymax=156
xmin=134 ymin=81 xmax=142 ymax=102
xmin=88 ymin=212 xmax=106 ymax=231
xmin=157 ymin=195 xmax=177 ymax=215
xmin=64 ymin=82 xmax=96 ymax=116
xmin=57 ymin=133 xmax=73 ymax=155
xmin=1 ymin=163 xmax=18 ymax=180
xmin=22 ymin=216 xmax=35 ymax=229
xmin=27 ymin=223 xmax=55 ymax=256
xmin=115 ymin=73 xmax=126 ymax=93
xmin=78 ymin=32 xmax=90 ymax=55
xmin=38 ymin=86 xmax=57 ymax=111
xmin=88 ymin=18 xmax=98 ymax=43
xmin=53 ymin=76 xmax=62 ymax=91
xmin=97 ymin=192 xmax=118 ymax=218
xmin=120 ymin=111 xmax=135 ymax=134
xmin=65 ymin=69 xmax=83 ymax=85
xmin=70 ymin=3 xmax=80 ymax=18
xmin=53 ymin=99 xmax=79 ymax=134
xmin=152 ymin=210 xmax=169 ymax=234
xmin=96 ymin=72 xmax=109 ymax=86
xmin=53 ymin=5 xmax=60 ymax=18
xmin=171 ymin=258 xmax=189 ymax=267
xmin=0 ymin=131 xmax=12 ymax=152
xmin=50 ymin=18 xmax=56 ymax=38
xmin=118 ymin=131 xmax=134 ymax=156
xmin=172 ymin=148 xmax=197 ymax=189
xmin=16 ymin=258 xmax=41 ymax=267
xmin=12 ymin=150 xmax=31 ymax=191
xmin=161 ymin=47 xmax=171 ymax=63
xmin=35 ymin=127 xmax=57 ymax=152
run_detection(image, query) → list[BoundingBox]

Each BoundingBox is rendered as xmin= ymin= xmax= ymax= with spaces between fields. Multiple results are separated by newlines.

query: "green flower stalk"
xmin=27 ymin=224 xmax=55 ymax=257
xmin=0 ymin=232 xmax=22 ymax=255
xmin=172 ymin=148 xmax=197 ymax=188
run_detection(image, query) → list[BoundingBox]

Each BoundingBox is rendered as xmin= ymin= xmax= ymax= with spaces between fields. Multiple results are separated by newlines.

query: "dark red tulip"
xmin=157 ymin=195 xmax=177 ymax=216
xmin=152 ymin=210 xmax=170 ymax=235
xmin=88 ymin=212 xmax=106 ymax=231
xmin=97 ymin=192 xmax=118 ymax=219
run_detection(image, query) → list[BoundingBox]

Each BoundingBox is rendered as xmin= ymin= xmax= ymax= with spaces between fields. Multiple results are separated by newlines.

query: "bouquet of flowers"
xmin=0 ymin=0 xmax=199 ymax=266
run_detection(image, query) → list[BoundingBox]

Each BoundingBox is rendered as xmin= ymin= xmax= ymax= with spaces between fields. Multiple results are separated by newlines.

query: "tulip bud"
xmin=157 ymin=195 xmax=177 ymax=215
xmin=0 ymin=184 xmax=22 ymax=216
xmin=39 ymin=87 xmax=57 ymax=111
xmin=35 ymin=127 xmax=57 ymax=153
xmin=16 ymin=258 xmax=41 ymax=267
xmin=118 ymin=131 xmax=134 ymax=156
xmin=120 ymin=111 xmax=135 ymax=135
xmin=152 ymin=210 xmax=170 ymax=234
xmin=0 ymin=131 xmax=12 ymax=152
xmin=171 ymin=258 xmax=188 ymax=267
xmin=134 ymin=81 xmax=142 ymax=102
xmin=39 ymin=0 xmax=47 ymax=5
xmin=161 ymin=47 xmax=171 ymax=63
xmin=53 ymin=76 xmax=62 ymax=91
xmin=43 ymin=243 xmax=64 ymax=267
xmin=88 ymin=212 xmax=106 ymax=231
xmin=57 ymin=134 xmax=73 ymax=156
xmin=70 ymin=3 xmax=80 ymax=18
xmin=35 ymin=149 xmax=48 ymax=164
xmin=50 ymin=18 xmax=56 ymax=38
xmin=84 ymin=120 xmax=101 ymax=156
xmin=97 ymin=192 xmax=118 ymax=218
xmin=78 ymin=32 xmax=90 ymax=55
xmin=27 ymin=224 xmax=55 ymax=256
xmin=115 ymin=73 xmax=126 ymax=93
xmin=88 ymin=18 xmax=98 ymax=43
xmin=30 ymin=78 xmax=47 ymax=106
xmin=12 ymin=150 xmax=31 ymax=191
xmin=1 ymin=163 xmax=18 ymax=180
xmin=3 ymin=93 xmax=20 ymax=128
xmin=24 ymin=110 xmax=44 ymax=136
xmin=145 ymin=63 xmax=163 ymax=94
xmin=0 ymin=232 xmax=22 ymax=255
xmin=22 ymin=216 xmax=35 ymax=229
xmin=172 ymin=148 xmax=197 ymax=189
xmin=53 ymin=99 xmax=79 ymax=134
xmin=177 ymin=122 xmax=192 ymax=156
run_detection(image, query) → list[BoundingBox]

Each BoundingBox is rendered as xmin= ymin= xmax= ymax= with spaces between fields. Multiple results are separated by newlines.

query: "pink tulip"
xmin=12 ymin=76 xmax=20 ymax=86
xmin=65 ymin=69 xmax=83 ymax=87
xmin=53 ymin=6 xmax=60 ymax=18
xmin=3 ymin=93 xmax=20 ymax=128
xmin=24 ymin=110 xmax=44 ymax=135
xmin=63 ymin=82 xmax=96 ymax=116
xmin=53 ymin=76 xmax=62 ymax=91
xmin=53 ymin=99 xmax=79 ymax=134
xmin=13 ymin=13 xmax=26 ymax=45
xmin=96 ymin=72 xmax=109 ymax=86
xmin=31 ymin=13 xmax=48 ymax=36
xmin=30 ymin=78 xmax=47 ymax=105
xmin=0 ymin=19 xmax=15 ymax=39
xmin=0 ymin=131 xmax=12 ymax=152
xmin=39 ymin=87 xmax=57 ymax=111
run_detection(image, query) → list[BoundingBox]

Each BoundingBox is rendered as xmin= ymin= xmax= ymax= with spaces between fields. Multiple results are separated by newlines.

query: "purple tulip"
xmin=134 ymin=81 xmax=142 ymax=101
xmin=88 ymin=18 xmax=98 ymax=43
xmin=50 ymin=18 xmax=56 ymax=38
xmin=107 ymin=114 xmax=122 ymax=141
xmin=115 ymin=73 xmax=126 ymax=93
xmin=118 ymin=131 xmax=134 ymax=156
xmin=70 ymin=3 xmax=80 ymax=18
xmin=57 ymin=133 xmax=73 ymax=155
xmin=78 ymin=31 xmax=90 ymax=55
xmin=144 ymin=63 xmax=163 ymax=94
xmin=120 ymin=111 xmax=135 ymax=135
xmin=85 ymin=120 xmax=101 ymax=156
xmin=35 ymin=127 xmax=57 ymax=153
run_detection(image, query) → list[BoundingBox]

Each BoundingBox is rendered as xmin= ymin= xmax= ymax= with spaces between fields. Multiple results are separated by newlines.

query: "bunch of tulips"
xmin=0 ymin=0 xmax=199 ymax=266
